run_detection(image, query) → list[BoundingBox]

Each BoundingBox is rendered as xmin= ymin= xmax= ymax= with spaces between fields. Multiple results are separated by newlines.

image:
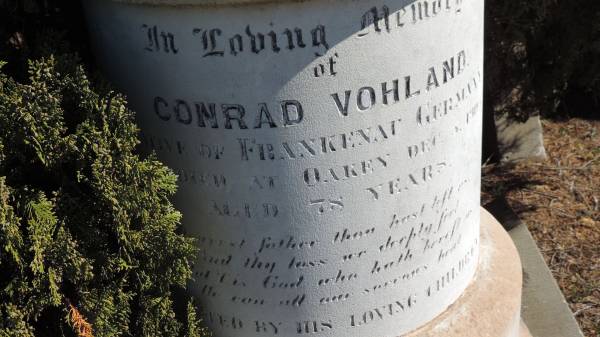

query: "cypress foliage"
xmin=0 ymin=55 xmax=209 ymax=336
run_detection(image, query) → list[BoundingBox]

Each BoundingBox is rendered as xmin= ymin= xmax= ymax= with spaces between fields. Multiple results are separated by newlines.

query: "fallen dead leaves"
xmin=482 ymin=118 xmax=600 ymax=337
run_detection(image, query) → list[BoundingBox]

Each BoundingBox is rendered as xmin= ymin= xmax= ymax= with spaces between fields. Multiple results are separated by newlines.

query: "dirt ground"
xmin=482 ymin=118 xmax=600 ymax=337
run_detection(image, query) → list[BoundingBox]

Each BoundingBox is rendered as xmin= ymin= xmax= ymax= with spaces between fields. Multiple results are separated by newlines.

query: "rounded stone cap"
xmin=405 ymin=208 xmax=525 ymax=337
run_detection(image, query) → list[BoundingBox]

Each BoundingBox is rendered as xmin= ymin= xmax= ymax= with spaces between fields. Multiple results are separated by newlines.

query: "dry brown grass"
xmin=67 ymin=303 xmax=94 ymax=337
xmin=482 ymin=118 xmax=600 ymax=337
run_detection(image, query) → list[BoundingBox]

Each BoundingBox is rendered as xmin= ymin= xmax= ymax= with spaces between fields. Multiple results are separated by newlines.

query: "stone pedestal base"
xmin=405 ymin=208 xmax=532 ymax=337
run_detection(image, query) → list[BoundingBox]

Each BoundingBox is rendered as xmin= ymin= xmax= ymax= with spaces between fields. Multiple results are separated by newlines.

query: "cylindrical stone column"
xmin=83 ymin=0 xmax=485 ymax=336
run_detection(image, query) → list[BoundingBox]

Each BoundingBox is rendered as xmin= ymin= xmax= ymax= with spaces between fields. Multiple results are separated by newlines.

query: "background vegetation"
xmin=0 ymin=1 xmax=209 ymax=336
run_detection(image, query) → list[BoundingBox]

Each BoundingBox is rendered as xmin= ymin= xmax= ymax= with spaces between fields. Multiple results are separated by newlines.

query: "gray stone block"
xmin=496 ymin=115 xmax=548 ymax=163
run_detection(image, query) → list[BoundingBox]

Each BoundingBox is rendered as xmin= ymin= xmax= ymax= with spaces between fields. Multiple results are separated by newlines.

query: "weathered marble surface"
xmin=84 ymin=0 xmax=484 ymax=336
xmin=406 ymin=208 xmax=527 ymax=337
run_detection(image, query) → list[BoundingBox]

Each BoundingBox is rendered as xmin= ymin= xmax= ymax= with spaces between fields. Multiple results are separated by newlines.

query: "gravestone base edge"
xmin=405 ymin=208 xmax=531 ymax=337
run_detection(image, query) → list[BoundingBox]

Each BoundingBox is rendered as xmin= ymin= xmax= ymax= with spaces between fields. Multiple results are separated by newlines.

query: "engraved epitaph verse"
xmin=84 ymin=0 xmax=485 ymax=336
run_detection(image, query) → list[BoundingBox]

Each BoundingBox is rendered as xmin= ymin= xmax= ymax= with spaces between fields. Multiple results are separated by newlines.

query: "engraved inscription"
xmin=153 ymin=97 xmax=304 ymax=129
xmin=142 ymin=24 xmax=178 ymax=53
xmin=357 ymin=0 xmax=466 ymax=38
xmin=193 ymin=24 xmax=329 ymax=57
xmin=331 ymin=50 xmax=467 ymax=117
xmin=238 ymin=118 xmax=402 ymax=161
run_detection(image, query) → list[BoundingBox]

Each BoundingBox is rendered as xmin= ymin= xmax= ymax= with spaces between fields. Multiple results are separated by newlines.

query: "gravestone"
xmin=83 ymin=0 xmax=528 ymax=336
xmin=496 ymin=114 xmax=548 ymax=163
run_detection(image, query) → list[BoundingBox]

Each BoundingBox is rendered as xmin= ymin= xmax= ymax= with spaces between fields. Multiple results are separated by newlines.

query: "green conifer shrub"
xmin=0 ymin=55 xmax=209 ymax=337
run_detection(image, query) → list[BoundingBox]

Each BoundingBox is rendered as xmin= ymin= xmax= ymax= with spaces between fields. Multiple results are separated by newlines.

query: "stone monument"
xmin=83 ymin=0 xmax=530 ymax=336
